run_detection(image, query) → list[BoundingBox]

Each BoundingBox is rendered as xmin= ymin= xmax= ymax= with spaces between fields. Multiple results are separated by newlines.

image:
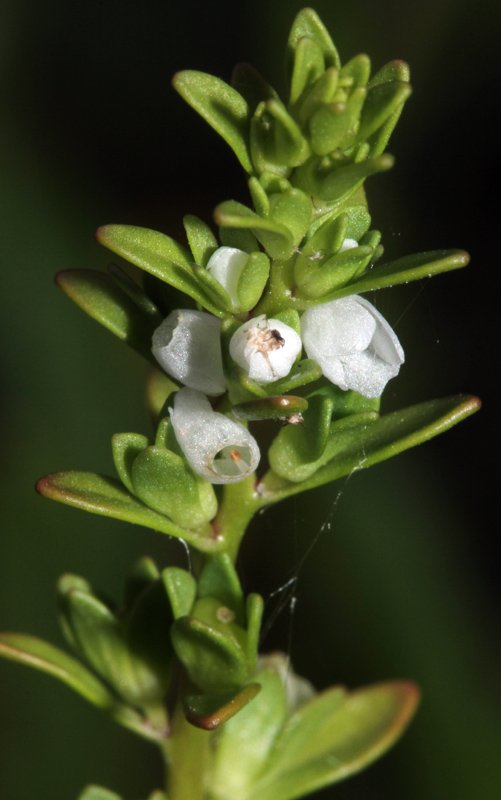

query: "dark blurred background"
xmin=1 ymin=0 xmax=499 ymax=798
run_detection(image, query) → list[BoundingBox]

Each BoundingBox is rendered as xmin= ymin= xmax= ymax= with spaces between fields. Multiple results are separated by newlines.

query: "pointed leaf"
xmin=297 ymin=245 xmax=374 ymax=297
xmin=184 ymin=682 xmax=261 ymax=730
xmin=183 ymin=214 xmax=218 ymax=266
xmin=357 ymin=81 xmax=412 ymax=143
xmin=251 ymin=682 xmax=419 ymax=800
xmin=215 ymin=200 xmax=293 ymax=260
xmin=339 ymin=54 xmax=371 ymax=89
xmin=263 ymin=395 xmax=481 ymax=499
xmin=310 ymin=88 xmax=366 ymax=155
xmin=96 ymin=225 xmax=223 ymax=316
xmin=295 ymin=153 xmax=394 ymax=204
xmin=162 ymin=567 xmax=197 ymax=619
xmin=36 ymin=472 xmax=221 ymax=552
xmin=289 ymin=36 xmax=325 ymax=105
xmin=111 ymin=432 xmax=149 ymax=494
xmin=293 ymin=67 xmax=339 ymax=125
xmin=56 ymin=270 xmax=159 ymax=362
xmin=173 ymin=71 xmax=252 ymax=172
xmin=287 ymin=9 xmax=340 ymax=73
xmin=0 ymin=632 xmax=115 ymax=708
xmin=251 ymin=99 xmax=309 ymax=175
xmin=369 ymin=59 xmax=410 ymax=89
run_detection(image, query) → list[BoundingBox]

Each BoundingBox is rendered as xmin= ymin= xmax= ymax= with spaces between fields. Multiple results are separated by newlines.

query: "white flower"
xmin=169 ymin=388 xmax=260 ymax=484
xmin=301 ymin=295 xmax=404 ymax=398
xmin=229 ymin=315 xmax=302 ymax=384
xmin=206 ymin=246 xmax=249 ymax=307
xmin=152 ymin=310 xmax=226 ymax=396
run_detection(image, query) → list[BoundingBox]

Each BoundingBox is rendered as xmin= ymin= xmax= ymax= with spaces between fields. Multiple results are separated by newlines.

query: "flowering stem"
xmin=214 ymin=476 xmax=261 ymax=562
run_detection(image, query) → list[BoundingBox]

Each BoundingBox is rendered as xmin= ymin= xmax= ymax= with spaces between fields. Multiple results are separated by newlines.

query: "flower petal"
xmin=229 ymin=315 xmax=302 ymax=384
xmin=170 ymin=389 xmax=260 ymax=484
xmin=152 ymin=310 xmax=226 ymax=396
xmin=206 ymin=246 xmax=249 ymax=307
xmin=301 ymin=295 xmax=404 ymax=398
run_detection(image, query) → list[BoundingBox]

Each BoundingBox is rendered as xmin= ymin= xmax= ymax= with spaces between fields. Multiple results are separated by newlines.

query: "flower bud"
xmin=152 ymin=310 xmax=226 ymax=396
xmin=206 ymin=246 xmax=250 ymax=307
xmin=301 ymin=295 xmax=404 ymax=398
xmin=170 ymin=388 xmax=260 ymax=484
xmin=229 ymin=315 xmax=302 ymax=384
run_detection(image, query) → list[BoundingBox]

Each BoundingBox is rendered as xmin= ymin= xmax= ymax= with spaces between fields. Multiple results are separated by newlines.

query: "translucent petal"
xmin=170 ymin=389 xmax=260 ymax=484
xmin=206 ymin=246 xmax=249 ymax=307
xmin=152 ymin=310 xmax=226 ymax=396
xmin=301 ymin=295 xmax=404 ymax=398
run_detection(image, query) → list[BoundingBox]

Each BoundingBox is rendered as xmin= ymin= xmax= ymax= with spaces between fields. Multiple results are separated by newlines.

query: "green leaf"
xmin=309 ymin=88 xmax=366 ymax=155
xmin=171 ymin=612 xmax=248 ymax=693
xmin=249 ymin=682 xmax=419 ymax=800
xmin=184 ymin=683 xmax=261 ymax=730
xmin=209 ymin=665 xmax=288 ymax=798
xmin=56 ymin=270 xmax=159 ymax=362
xmin=96 ymin=225 xmax=223 ymax=316
xmin=131 ymin=446 xmax=217 ymax=528
xmin=263 ymin=395 xmax=481 ymax=499
xmin=269 ymin=411 xmax=376 ymax=483
xmin=293 ymin=67 xmax=339 ymax=125
xmin=250 ymin=99 xmax=309 ymax=175
xmin=219 ymin=225 xmax=259 ymax=253
xmin=215 ymin=200 xmax=294 ymax=260
xmin=173 ymin=71 xmax=252 ymax=172
xmin=287 ymin=9 xmax=340 ymax=74
xmin=369 ymin=59 xmax=410 ymax=89
xmin=198 ymin=555 xmax=244 ymax=620
xmin=269 ymin=189 xmax=313 ymax=247
xmin=111 ymin=432 xmax=149 ymax=494
xmin=77 ymin=786 xmax=123 ymax=800
xmin=289 ymin=36 xmax=325 ymax=105
xmin=236 ymin=251 xmax=270 ymax=311
xmin=162 ymin=567 xmax=197 ymax=620
xmin=265 ymin=359 xmax=323 ymax=394
xmin=36 ymin=472 xmax=221 ymax=552
xmin=245 ymin=593 xmax=264 ymax=663
xmin=357 ymin=81 xmax=412 ymax=143
xmin=295 ymin=153 xmax=394 ymax=204
xmin=249 ymin=176 xmax=271 ymax=216
xmin=328 ymin=249 xmax=470 ymax=299
xmin=339 ymin=54 xmax=371 ymax=89
xmin=58 ymin=587 xmax=134 ymax=694
xmin=0 ymin=632 xmax=115 ymax=709
xmin=183 ymin=214 xmax=218 ymax=266
xmin=107 ymin=264 xmax=161 ymax=317
xmin=296 ymin=245 xmax=373 ymax=297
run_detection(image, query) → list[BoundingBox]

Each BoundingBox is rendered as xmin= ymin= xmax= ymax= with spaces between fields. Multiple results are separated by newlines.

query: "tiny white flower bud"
xmin=229 ymin=315 xmax=302 ymax=384
xmin=339 ymin=237 xmax=359 ymax=252
xmin=152 ymin=310 xmax=226 ymax=396
xmin=206 ymin=246 xmax=249 ymax=307
xmin=170 ymin=388 xmax=260 ymax=484
xmin=301 ymin=295 xmax=404 ymax=398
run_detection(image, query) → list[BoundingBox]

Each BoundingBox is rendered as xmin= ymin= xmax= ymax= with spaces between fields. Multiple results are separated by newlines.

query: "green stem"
xmin=215 ymin=476 xmax=261 ymax=562
xmin=163 ymin=704 xmax=212 ymax=800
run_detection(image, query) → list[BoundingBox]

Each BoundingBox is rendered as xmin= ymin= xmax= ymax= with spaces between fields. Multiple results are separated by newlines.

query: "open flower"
xmin=230 ymin=315 xmax=302 ymax=384
xmin=152 ymin=309 xmax=226 ymax=396
xmin=301 ymin=295 xmax=404 ymax=398
xmin=169 ymin=388 xmax=260 ymax=484
xmin=206 ymin=246 xmax=249 ymax=307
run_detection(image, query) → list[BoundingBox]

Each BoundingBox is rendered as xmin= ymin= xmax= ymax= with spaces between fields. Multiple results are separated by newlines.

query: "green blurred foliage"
xmin=0 ymin=0 xmax=498 ymax=798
